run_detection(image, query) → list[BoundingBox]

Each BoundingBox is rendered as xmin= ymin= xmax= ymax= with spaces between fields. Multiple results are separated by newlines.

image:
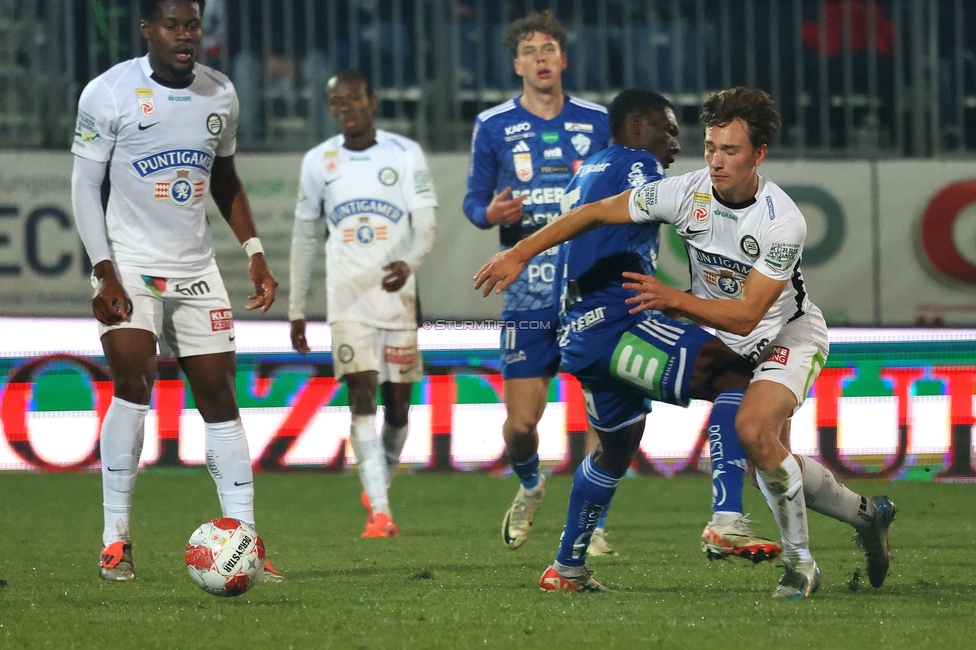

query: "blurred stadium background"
xmin=0 ymin=0 xmax=974 ymax=479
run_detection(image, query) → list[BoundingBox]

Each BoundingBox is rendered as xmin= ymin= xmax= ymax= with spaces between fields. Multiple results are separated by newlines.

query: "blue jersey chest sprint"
xmin=474 ymin=97 xmax=610 ymax=312
xmin=556 ymin=145 xmax=666 ymax=368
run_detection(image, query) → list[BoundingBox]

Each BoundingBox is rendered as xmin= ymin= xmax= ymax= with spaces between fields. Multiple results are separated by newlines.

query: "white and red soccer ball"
xmin=185 ymin=518 xmax=263 ymax=597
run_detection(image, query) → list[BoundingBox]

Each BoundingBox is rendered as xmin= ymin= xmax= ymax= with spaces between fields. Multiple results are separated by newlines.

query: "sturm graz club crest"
xmin=337 ymin=344 xmax=355 ymax=363
xmin=206 ymin=113 xmax=222 ymax=135
xmin=740 ymin=235 xmax=760 ymax=257
xmin=378 ymin=167 xmax=397 ymax=185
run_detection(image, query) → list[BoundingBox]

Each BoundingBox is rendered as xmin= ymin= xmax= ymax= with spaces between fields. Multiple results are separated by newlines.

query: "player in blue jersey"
xmin=557 ymin=89 xmax=783 ymax=578
xmin=477 ymin=89 xmax=770 ymax=592
xmin=478 ymin=88 xmax=896 ymax=598
xmin=463 ymin=10 xmax=613 ymax=553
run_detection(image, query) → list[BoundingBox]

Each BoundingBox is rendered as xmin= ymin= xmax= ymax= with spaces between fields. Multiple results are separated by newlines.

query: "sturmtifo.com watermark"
xmin=421 ymin=320 xmax=552 ymax=330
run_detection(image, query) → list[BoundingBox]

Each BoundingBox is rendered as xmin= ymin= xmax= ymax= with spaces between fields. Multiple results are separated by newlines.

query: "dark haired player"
xmin=71 ymin=0 xmax=281 ymax=582
xmin=477 ymin=87 xmax=896 ymax=598
xmin=289 ymin=70 xmax=437 ymax=538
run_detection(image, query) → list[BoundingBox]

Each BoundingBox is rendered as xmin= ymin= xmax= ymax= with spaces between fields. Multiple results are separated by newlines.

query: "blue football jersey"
xmin=556 ymin=144 xmax=667 ymax=371
xmin=464 ymin=96 xmax=610 ymax=312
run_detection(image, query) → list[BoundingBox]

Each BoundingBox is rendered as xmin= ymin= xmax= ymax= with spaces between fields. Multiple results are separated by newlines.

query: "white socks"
xmin=757 ymin=454 xmax=812 ymax=562
xmin=100 ymin=397 xmax=149 ymax=546
xmin=381 ymin=423 xmax=408 ymax=489
xmin=204 ymin=419 xmax=255 ymax=526
xmin=351 ymin=415 xmax=390 ymax=516
xmin=799 ymin=455 xmax=875 ymax=531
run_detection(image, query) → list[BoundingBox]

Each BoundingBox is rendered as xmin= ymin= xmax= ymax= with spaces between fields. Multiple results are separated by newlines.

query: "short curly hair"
xmin=701 ymin=87 xmax=782 ymax=149
xmin=609 ymin=89 xmax=672 ymax=140
xmin=140 ymin=0 xmax=205 ymax=22
xmin=502 ymin=10 xmax=569 ymax=57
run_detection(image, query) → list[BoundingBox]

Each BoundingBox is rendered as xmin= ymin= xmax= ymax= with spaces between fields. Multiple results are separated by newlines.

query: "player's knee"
xmin=592 ymin=443 xmax=631 ymax=476
xmin=734 ymin=411 xmax=766 ymax=456
xmin=112 ymin=373 xmax=154 ymax=404
xmin=348 ymin=393 xmax=378 ymax=416
xmin=505 ymin=410 xmax=541 ymax=437
xmin=384 ymin=404 xmax=409 ymax=428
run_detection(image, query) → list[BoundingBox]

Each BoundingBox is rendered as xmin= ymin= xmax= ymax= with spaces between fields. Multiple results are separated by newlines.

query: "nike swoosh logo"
xmin=234 ymin=480 xmax=253 ymax=486
xmin=228 ymin=335 xmax=236 ymax=341
xmin=786 ymin=492 xmax=798 ymax=501
xmin=686 ymin=228 xmax=707 ymax=235
xmin=106 ymin=467 xmax=125 ymax=472
xmin=138 ymin=121 xmax=160 ymax=130
xmin=759 ymin=366 xmax=776 ymax=372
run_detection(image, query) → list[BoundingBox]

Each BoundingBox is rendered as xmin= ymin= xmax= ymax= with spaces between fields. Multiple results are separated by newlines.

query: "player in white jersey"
xmin=476 ymin=87 xmax=896 ymax=598
xmin=289 ymin=71 xmax=437 ymax=538
xmin=70 ymin=0 xmax=282 ymax=583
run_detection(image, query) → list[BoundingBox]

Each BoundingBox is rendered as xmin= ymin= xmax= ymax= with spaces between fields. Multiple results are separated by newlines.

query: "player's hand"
xmin=246 ymin=253 xmax=278 ymax=313
xmin=485 ymin=186 xmax=526 ymax=227
xmin=381 ymin=261 xmax=411 ymax=293
xmin=621 ymin=272 xmax=676 ymax=314
xmin=290 ymin=319 xmax=310 ymax=355
xmin=91 ymin=263 xmax=132 ymax=326
xmin=474 ymin=248 xmax=526 ymax=297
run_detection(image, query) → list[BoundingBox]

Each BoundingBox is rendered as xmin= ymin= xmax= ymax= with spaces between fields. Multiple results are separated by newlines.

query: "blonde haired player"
xmin=71 ymin=0 xmax=281 ymax=582
xmin=289 ymin=71 xmax=437 ymax=538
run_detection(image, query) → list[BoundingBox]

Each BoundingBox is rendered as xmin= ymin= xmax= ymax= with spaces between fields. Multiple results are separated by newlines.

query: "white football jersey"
xmin=71 ymin=55 xmax=238 ymax=276
xmin=295 ymin=130 xmax=438 ymax=329
xmin=629 ymin=167 xmax=819 ymax=359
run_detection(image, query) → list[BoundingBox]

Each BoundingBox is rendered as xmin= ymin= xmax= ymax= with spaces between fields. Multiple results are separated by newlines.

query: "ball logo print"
xmin=136 ymin=88 xmax=155 ymax=116
xmin=693 ymin=192 xmax=711 ymax=223
xmin=513 ymin=153 xmax=533 ymax=181
xmin=185 ymin=518 xmax=263 ymax=596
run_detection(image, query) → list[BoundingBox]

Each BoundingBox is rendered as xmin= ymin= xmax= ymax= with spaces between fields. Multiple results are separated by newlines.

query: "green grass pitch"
xmin=0 ymin=470 xmax=973 ymax=648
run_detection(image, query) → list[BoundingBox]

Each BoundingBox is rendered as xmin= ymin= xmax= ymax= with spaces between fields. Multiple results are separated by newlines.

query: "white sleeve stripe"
xmin=568 ymin=97 xmax=608 ymax=113
xmin=477 ymin=100 xmax=516 ymax=121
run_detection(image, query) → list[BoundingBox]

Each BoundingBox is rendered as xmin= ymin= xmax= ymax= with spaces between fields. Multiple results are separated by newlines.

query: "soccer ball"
xmin=185 ymin=518 xmax=263 ymax=597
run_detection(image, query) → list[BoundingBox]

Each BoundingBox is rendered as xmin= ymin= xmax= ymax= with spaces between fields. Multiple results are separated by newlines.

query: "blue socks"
xmin=554 ymin=454 xmax=622 ymax=568
xmin=595 ymin=501 xmax=611 ymax=530
xmin=511 ymin=452 xmax=540 ymax=490
xmin=708 ymin=389 xmax=746 ymax=515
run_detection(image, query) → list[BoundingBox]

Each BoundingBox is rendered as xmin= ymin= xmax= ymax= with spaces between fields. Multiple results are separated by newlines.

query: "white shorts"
xmin=750 ymin=309 xmax=829 ymax=413
xmin=98 ymin=266 xmax=237 ymax=359
xmin=330 ymin=321 xmax=421 ymax=383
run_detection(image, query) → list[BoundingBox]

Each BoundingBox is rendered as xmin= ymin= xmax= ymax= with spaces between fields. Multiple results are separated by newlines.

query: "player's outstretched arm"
xmin=473 ymin=189 xmax=633 ymax=296
xmin=211 ymin=155 xmax=278 ymax=313
xmin=622 ymin=268 xmax=786 ymax=336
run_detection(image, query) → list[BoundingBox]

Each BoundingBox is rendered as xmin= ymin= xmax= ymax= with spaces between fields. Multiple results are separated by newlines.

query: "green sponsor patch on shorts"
xmin=610 ymin=332 xmax=670 ymax=399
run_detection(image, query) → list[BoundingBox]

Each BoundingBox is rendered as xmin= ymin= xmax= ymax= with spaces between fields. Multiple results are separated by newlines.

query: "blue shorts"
xmin=571 ymin=312 xmax=713 ymax=431
xmin=499 ymin=307 xmax=561 ymax=380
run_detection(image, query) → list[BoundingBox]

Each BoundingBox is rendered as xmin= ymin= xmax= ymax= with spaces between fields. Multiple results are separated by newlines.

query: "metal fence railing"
xmin=2 ymin=0 xmax=974 ymax=156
